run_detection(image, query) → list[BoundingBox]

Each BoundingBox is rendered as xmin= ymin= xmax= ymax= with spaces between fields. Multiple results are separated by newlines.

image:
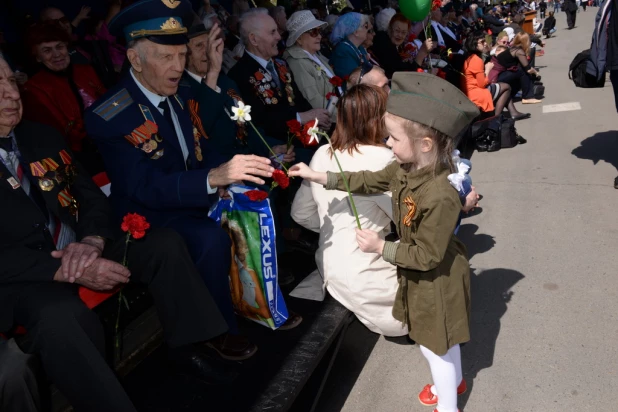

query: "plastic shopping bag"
xmin=209 ymin=184 xmax=289 ymax=329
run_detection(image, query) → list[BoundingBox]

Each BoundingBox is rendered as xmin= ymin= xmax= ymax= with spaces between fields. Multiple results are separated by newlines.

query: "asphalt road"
xmin=316 ymin=9 xmax=618 ymax=412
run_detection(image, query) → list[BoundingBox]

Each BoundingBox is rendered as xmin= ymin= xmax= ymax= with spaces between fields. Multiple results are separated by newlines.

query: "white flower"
xmin=306 ymin=118 xmax=320 ymax=144
xmin=230 ymin=102 xmax=252 ymax=123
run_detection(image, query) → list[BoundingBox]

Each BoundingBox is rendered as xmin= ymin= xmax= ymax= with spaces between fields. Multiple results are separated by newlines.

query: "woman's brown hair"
xmin=511 ymin=32 xmax=530 ymax=55
xmin=25 ymin=21 xmax=71 ymax=57
xmin=330 ymin=84 xmax=388 ymax=155
xmin=388 ymin=13 xmax=412 ymax=32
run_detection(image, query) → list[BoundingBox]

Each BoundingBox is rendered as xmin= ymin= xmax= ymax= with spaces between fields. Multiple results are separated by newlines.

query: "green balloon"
xmin=399 ymin=0 xmax=432 ymax=22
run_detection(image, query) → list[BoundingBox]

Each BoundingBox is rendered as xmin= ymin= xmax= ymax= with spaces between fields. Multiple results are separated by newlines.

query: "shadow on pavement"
xmin=459 ymin=268 xmax=525 ymax=411
xmin=456 ymin=224 xmax=496 ymax=261
xmin=571 ymin=130 xmax=618 ymax=173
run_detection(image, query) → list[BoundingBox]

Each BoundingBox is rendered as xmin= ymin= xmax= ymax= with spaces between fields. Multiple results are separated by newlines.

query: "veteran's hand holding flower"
xmin=273 ymin=144 xmax=296 ymax=163
xmin=299 ymin=108 xmax=331 ymax=130
xmin=51 ymin=236 xmax=106 ymax=283
xmin=355 ymin=228 xmax=385 ymax=255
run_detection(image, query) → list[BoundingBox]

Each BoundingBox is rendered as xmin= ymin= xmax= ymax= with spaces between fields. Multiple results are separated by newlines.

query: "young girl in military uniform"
xmin=289 ymin=72 xmax=480 ymax=412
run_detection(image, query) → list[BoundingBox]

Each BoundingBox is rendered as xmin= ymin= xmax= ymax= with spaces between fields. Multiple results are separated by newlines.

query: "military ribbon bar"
xmin=188 ymin=100 xmax=208 ymax=140
xmin=30 ymin=161 xmax=47 ymax=177
xmin=41 ymin=158 xmax=60 ymax=171
xmin=57 ymin=188 xmax=73 ymax=207
xmin=59 ymin=150 xmax=72 ymax=165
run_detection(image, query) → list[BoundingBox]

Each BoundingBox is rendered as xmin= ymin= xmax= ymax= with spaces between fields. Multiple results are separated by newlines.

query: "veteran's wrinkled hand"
xmin=208 ymin=154 xmax=274 ymax=187
xmin=54 ymin=258 xmax=130 ymax=291
xmin=51 ymin=237 xmax=105 ymax=283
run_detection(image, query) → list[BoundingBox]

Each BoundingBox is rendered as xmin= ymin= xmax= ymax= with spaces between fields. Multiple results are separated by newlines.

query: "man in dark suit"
xmin=182 ymin=20 xmax=294 ymax=163
xmin=85 ymin=0 xmax=275 ymax=360
xmin=228 ymin=8 xmax=331 ymax=147
xmin=0 ymin=56 xmax=234 ymax=412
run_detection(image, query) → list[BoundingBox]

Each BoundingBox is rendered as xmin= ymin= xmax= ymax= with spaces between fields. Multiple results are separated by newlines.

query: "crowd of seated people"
xmin=0 ymin=0 xmax=548 ymax=409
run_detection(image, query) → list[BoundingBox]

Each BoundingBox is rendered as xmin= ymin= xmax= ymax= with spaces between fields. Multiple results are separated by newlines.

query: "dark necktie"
xmin=266 ymin=60 xmax=281 ymax=89
xmin=158 ymin=98 xmax=174 ymax=127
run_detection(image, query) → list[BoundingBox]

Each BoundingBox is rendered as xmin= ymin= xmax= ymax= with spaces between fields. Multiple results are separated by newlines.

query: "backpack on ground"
xmin=568 ymin=49 xmax=606 ymax=88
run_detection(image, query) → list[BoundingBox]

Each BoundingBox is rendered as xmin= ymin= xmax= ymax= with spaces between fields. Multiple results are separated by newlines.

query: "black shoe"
xmin=516 ymin=135 xmax=528 ymax=145
xmin=513 ymin=113 xmax=531 ymax=121
xmin=205 ymin=334 xmax=258 ymax=361
xmin=614 ymin=176 xmax=618 ymax=189
xmin=169 ymin=348 xmax=239 ymax=384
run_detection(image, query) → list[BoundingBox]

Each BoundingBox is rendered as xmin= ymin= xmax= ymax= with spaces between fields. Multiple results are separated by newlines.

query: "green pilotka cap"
xmin=387 ymin=72 xmax=480 ymax=138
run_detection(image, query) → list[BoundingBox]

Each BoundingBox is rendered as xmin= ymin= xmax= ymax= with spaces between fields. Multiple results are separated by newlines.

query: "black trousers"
xmin=566 ymin=9 xmax=577 ymax=28
xmin=498 ymin=67 xmax=534 ymax=99
xmin=12 ymin=228 xmax=228 ymax=412
xmin=0 ymin=338 xmax=44 ymax=412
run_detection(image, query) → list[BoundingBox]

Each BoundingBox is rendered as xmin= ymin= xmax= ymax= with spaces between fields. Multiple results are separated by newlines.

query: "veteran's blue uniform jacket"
xmin=84 ymin=73 xmax=225 ymax=226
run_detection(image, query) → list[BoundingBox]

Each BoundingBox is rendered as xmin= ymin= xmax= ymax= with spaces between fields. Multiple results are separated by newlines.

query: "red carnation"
xmin=431 ymin=0 xmax=442 ymax=11
xmin=329 ymin=76 xmax=343 ymax=87
xmin=121 ymin=213 xmax=150 ymax=239
xmin=244 ymin=190 xmax=269 ymax=202
xmin=272 ymin=169 xmax=290 ymax=189
xmin=286 ymin=119 xmax=302 ymax=136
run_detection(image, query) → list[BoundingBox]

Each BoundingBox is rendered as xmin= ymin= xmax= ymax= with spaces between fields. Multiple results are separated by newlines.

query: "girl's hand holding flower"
xmin=355 ymin=228 xmax=385 ymax=255
xmin=288 ymin=163 xmax=327 ymax=186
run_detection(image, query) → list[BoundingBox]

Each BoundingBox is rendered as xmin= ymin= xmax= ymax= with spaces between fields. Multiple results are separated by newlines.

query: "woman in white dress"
xmin=291 ymin=85 xmax=407 ymax=336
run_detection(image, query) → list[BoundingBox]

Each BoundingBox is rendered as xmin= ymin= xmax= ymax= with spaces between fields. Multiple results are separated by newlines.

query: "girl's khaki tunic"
xmin=326 ymin=162 xmax=471 ymax=355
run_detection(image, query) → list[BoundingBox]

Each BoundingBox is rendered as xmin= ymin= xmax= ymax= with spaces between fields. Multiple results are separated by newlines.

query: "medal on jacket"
xmin=402 ymin=196 xmax=417 ymax=227
xmin=39 ymin=177 xmax=55 ymax=191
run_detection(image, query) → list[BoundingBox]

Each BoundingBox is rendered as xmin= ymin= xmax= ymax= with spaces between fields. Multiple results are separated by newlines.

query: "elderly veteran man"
xmin=85 ymin=0 xmax=271 ymax=361
xmin=228 ymin=8 xmax=331 ymax=149
xmin=182 ymin=20 xmax=295 ymax=163
xmin=0 ymin=55 xmax=235 ymax=412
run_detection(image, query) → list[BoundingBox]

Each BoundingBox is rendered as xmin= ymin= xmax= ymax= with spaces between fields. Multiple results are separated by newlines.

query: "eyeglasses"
xmin=306 ymin=27 xmax=323 ymax=37
xmin=357 ymin=61 xmax=374 ymax=85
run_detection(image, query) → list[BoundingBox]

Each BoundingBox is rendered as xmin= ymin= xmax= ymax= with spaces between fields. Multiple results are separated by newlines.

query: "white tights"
xmin=419 ymin=344 xmax=462 ymax=412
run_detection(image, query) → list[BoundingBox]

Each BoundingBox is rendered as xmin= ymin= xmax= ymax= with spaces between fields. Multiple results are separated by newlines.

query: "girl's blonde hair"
xmin=387 ymin=112 xmax=456 ymax=173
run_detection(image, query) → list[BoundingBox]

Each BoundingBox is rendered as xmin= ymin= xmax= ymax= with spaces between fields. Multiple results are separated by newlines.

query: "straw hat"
xmin=286 ymin=10 xmax=327 ymax=47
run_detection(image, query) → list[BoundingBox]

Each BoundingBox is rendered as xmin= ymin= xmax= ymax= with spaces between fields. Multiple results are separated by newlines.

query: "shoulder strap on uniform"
xmin=93 ymin=88 xmax=133 ymax=121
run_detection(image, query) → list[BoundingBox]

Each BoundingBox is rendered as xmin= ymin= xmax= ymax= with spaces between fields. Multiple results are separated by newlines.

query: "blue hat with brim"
xmin=109 ymin=0 xmax=193 ymax=45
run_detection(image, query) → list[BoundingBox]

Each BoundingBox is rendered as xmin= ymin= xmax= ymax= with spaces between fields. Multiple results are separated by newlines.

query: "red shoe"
xmin=418 ymin=380 xmax=467 ymax=406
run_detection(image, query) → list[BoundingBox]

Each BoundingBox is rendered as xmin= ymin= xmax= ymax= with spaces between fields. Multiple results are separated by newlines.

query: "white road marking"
xmin=542 ymin=102 xmax=582 ymax=113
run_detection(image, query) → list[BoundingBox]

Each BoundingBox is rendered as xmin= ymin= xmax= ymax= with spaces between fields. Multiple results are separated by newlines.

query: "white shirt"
xmin=185 ymin=69 xmax=221 ymax=94
xmin=130 ymin=69 xmax=216 ymax=193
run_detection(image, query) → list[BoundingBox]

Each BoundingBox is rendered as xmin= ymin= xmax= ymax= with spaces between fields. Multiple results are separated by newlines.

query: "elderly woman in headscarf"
xmin=283 ymin=11 xmax=340 ymax=120
xmin=328 ymin=12 xmax=371 ymax=78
